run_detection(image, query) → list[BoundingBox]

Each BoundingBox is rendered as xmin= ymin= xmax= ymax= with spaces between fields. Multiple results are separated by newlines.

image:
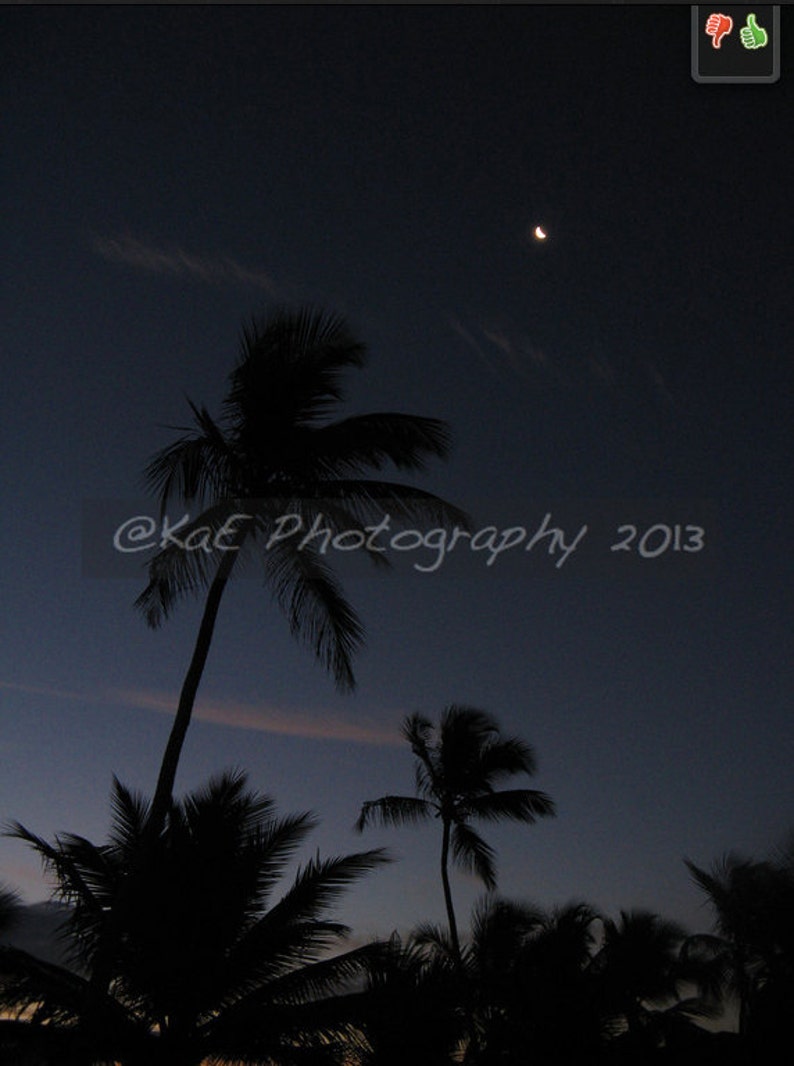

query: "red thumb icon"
xmin=705 ymin=12 xmax=733 ymax=49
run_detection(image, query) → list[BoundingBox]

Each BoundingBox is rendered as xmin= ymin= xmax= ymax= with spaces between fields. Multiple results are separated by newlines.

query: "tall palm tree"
xmin=355 ymin=706 xmax=555 ymax=964
xmin=1 ymin=771 xmax=389 ymax=1066
xmin=136 ymin=307 xmax=467 ymax=830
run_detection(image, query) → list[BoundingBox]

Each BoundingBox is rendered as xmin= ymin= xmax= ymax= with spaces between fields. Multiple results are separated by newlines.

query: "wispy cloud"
xmin=451 ymin=315 xmax=680 ymax=413
xmin=91 ymin=233 xmax=277 ymax=293
xmin=0 ymin=680 xmax=399 ymax=747
xmin=448 ymin=315 xmax=502 ymax=378
xmin=451 ymin=315 xmax=562 ymax=387
xmin=114 ymin=687 xmax=401 ymax=746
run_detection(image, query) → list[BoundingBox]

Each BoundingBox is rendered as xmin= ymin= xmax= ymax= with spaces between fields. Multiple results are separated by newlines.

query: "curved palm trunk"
xmin=148 ymin=546 xmax=239 ymax=834
xmin=440 ymin=819 xmax=480 ymax=1064
xmin=440 ymin=818 xmax=461 ymax=963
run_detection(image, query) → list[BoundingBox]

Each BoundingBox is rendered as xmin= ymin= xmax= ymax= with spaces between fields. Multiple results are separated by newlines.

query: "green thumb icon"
xmin=740 ymin=13 xmax=769 ymax=49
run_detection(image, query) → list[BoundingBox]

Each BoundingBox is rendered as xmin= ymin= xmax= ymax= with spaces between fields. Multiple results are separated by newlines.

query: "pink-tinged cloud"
xmin=91 ymin=233 xmax=277 ymax=294
xmin=114 ymin=688 xmax=401 ymax=746
xmin=0 ymin=680 xmax=400 ymax=747
xmin=0 ymin=862 xmax=48 ymax=898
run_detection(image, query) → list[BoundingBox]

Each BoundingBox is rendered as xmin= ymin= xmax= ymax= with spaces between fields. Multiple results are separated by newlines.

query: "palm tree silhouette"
xmin=355 ymin=706 xmax=555 ymax=964
xmin=466 ymin=896 xmax=603 ymax=1064
xmin=591 ymin=908 xmax=714 ymax=1052
xmin=136 ymin=307 xmax=467 ymax=830
xmin=684 ymin=849 xmax=794 ymax=1043
xmin=353 ymin=931 xmax=464 ymax=1066
xmin=1 ymin=771 xmax=388 ymax=1066
xmin=411 ymin=896 xmax=603 ymax=1063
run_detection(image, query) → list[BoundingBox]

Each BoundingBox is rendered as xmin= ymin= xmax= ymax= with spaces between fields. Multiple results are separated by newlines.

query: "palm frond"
xmin=227 ymin=812 xmax=320 ymax=921
xmin=438 ymin=705 xmax=500 ymax=786
xmin=0 ymin=944 xmax=134 ymax=1031
xmin=142 ymin=401 xmax=236 ymax=515
xmin=241 ymin=941 xmax=386 ymax=1011
xmin=684 ymin=856 xmax=730 ymax=906
xmin=248 ymin=493 xmax=393 ymax=575
xmin=451 ymin=823 xmax=496 ymax=890
xmin=440 ymin=705 xmax=499 ymax=745
xmin=308 ymin=413 xmax=452 ymax=474
xmin=467 ymin=788 xmax=555 ymax=824
xmin=227 ymin=308 xmax=367 ymax=431
xmin=535 ymin=901 xmax=600 ymax=967
xmin=306 ymin=478 xmax=471 ymax=533
xmin=214 ymin=849 xmax=390 ymax=1005
xmin=470 ymin=895 xmax=545 ymax=956
xmin=5 ymin=823 xmax=105 ymax=919
xmin=108 ymin=777 xmax=150 ymax=854
xmin=269 ymin=850 xmax=391 ymax=927
xmin=401 ymin=714 xmax=439 ymax=799
xmin=205 ymin=988 xmax=369 ymax=1065
xmin=263 ymin=538 xmax=365 ymax=691
xmin=133 ymin=500 xmax=249 ymax=627
xmin=401 ymin=713 xmax=434 ymax=750
xmin=0 ymin=884 xmax=21 ymax=936
xmin=206 ymin=917 xmax=353 ymax=1012
xmin=47 ymin=834 xmax=119 ymax=910
xmin=182 ymin=768 xmax=276 ymax=830
xmin=478 ymin=735 xmax=538 ymax=780
xmin=354 ymin=796 xmax=434 ymax=833
xmin=411 ymin=922 xmax=458 ymax=968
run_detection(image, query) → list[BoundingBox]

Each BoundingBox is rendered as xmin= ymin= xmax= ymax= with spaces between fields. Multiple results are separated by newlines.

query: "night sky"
xmin=2 ymin=5 xmax=792 ymax=947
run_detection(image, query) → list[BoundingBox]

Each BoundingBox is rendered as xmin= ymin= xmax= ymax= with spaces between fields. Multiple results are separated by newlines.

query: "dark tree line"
xmin=2 ymin=745 xmax=792 ymax=1064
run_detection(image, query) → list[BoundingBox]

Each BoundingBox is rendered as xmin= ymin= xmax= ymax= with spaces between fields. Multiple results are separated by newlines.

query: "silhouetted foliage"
xmin=591 ymin=909 xmax=717 ymax=1055
xmin=0 ymin=884 xmax=20 ymax=938
xmin=464 ymin=896 xmax=605 ymax=1065
xmin=352 ymin=932 xmax=464 ymax=1066
xmin=685 ymin=845 xmax=794 ymax=1048
xmin=1 ymin=771 xmax=388 ymax=1066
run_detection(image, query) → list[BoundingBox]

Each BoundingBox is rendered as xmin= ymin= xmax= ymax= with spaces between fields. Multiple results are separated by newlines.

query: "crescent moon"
xmin=533 ymin=225 xmax=548 ymax=241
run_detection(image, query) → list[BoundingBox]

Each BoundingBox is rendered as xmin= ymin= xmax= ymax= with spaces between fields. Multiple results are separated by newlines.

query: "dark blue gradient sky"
xmin=2 ymin=5 xmax=792 ymax=943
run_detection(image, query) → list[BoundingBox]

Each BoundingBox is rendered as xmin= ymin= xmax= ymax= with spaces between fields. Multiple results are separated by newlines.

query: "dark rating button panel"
xmin=692 ymin=5 xmax=780 ymax=82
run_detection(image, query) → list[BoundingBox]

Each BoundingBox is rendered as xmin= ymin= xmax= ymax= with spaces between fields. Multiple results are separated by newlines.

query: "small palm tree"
xmin=591 ymin=908 xmax=714 ymax=1050
xmin=414 ymin=897 xmax=603 ymax=1064
xmin=684 ymin=854 xmax=762 ymax=1037
xmin=468 ymin=897 xmax=603 ymax=1064
xmin=136 ymin=307 xmax=467 ymax=831
xmin=353 ymin=932 xmax=464 ymax=1066
xmin=1 ymin=771 xmax=389 ymax=1066
xmin=355 ymin=706 xmax=555 ymax=964
xmin=684 ymin=849 xmax=794 ymax=1041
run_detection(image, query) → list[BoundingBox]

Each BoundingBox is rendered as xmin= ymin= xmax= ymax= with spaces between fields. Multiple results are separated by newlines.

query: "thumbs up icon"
xmin=739 ymin=13 xmax=768 ymax=49
xmin=705 ymin=12 xmax=733 ymax=49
